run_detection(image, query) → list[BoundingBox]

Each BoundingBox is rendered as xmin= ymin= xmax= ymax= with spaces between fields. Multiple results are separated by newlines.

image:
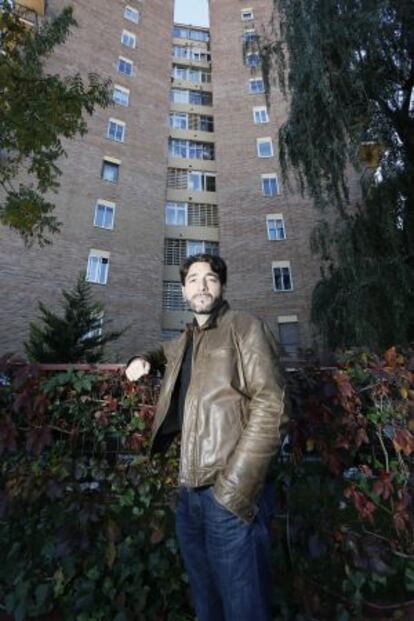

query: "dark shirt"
xmin=154 ymin=300 xmax=228 ymax=452
xmin=159 ymin=335 xmax=193 ymax=436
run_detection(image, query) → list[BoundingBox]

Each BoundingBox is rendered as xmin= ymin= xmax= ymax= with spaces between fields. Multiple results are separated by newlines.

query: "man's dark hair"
xmin=179 ymin=254 xmax=227 ymax=286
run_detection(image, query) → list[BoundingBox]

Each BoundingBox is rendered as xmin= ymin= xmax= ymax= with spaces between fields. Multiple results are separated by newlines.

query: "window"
xmin=170 ymin=88 xmax=189 ymax=104
xmin=241 ymin=8 xmax=254 ymax=20
xmin=107 ymin=118 xmax=126 ymax=142
xmin=169 ymin=139 xmax=214 ymax=161
xmin=189 ymin=171 xmax=216 ymax=192
xmin=243 ymin=29 xmax=258 ymax=43
xmin=173 ymin=45 xmax=190 ymax=59
xmin=192 ymin=48 xmax=210 ymax=62
xmin=170 ymin=112 xmax=188 ymax=129
xmin=266 ymin=214 xmax=285 ymax=240
xmin=261 ymin=174 xmax=279 ymax=196
xmin=124 ymin=5 xmax=139 ymax=23
xmin=188 ymin=203 xmax=218 ymax=227
xmin=272 ymin=261 xmax=293 ymax=292
xmin=173 ymin=27 xmax=209 ymax=42
xmin=246 ymin=53 xmax=261 ymax=67
xmin=186 ymin=240 xmax=219 ymax=257
xmin=172 ymin=65 xmax=211 ymax=83
xmin=82 ymin=312 xmax=104 ymax=341
xmin=189 ymin=90 xmax=212 ymax=106
xmin=163 ymin=239 xmax=220 ymax=264
xmin=199 ymin=115 xmax=214 ymax=132
xmin=113 ymin=85 xmax=130 ymax=106
xmin=117 ymin=56 xmax=133 ymax=76
xmin=173 ymin=46 xmax=210 ymax=62
xmin=86 ymin=251 xmax=110 ymax=285
xmin=257 ymin=137 xmax=273 ymax=157
xmin=165 ymin=202 xmax=188 ymax=226
xmin=190 ymin=29 xmax=209 ymax=42
xmin=249 ymin=78 xmax=265 ymax=93
xmin=173 ymin=26 xmax=190 ymax=39
xmin=170 ymin=88 xmax=212 ymax=106
xmin=101 ymin=159 xmax=120 ymax=183
xmin=121 ymin=29 xmax=136 ymax=48
xmin=162 ymin=282 xmax=186 ymax=311
xmin=253 ymin=106 xmax=269 ymax=123
xmin=167 ymin=169 xmax=216 ymax=192
xmin=94 ymin=201 xmax=115 ymax=230
xmin=278 ymin=317 xmax=300 ymax=358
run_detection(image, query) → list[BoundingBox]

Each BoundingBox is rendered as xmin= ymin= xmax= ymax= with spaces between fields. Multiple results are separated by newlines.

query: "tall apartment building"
xmin=0 ymin=0 xmax=322 ymax=360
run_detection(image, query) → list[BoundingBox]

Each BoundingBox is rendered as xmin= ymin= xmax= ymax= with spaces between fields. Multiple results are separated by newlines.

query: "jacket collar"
xmin=186 ymin=299 xmax=230 ymax=333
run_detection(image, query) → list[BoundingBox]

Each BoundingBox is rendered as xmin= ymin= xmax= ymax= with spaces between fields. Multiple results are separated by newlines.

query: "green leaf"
xmin=35 ymin=582 xmax=51 ymax=607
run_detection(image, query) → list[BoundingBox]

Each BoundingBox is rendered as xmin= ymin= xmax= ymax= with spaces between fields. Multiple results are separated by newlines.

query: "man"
xmin=125 ymin=254 xmax=285 ymax=621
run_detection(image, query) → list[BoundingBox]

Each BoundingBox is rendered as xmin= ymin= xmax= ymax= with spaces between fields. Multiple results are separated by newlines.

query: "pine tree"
xmin=25 ymin=275 xmax=124 ymax=363
xmin=0 ymin=5 xmax=112 ymax=246
xmin=261 ymin=0 xmax=414 ymax=348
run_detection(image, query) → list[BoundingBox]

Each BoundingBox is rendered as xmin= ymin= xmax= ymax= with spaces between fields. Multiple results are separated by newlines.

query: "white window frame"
xmin=170 ymin=88 xmax=190 ymax=104
xmin=107 ymin=118 xmax=126 ymax=143
xmin=278 ymin=316 xmax=300 ymax=358
xmin=257 ymin=137 xmax=274 ymax=158
xmin=165 ymin=202 xmax=188 ymax=226
xmin=117 ymin=56 xmax=134 ymax=76
xmin=121 ymin=29 xmax=136 ymax=48
xmin=86 ymin=250 xmax=110 ymax=285
xmin=241 ymin=8 xmax=254 ymax=20
xmin=261 ymin=174 xmax=279 ymax=196
xmin=272 ymin=261 xmax=293 ymax=292
xmin=94 ymin=200 xmax=116 ymax=230
xmin=249 ymin=78 xmax=265 ymax=93
xmin=113 ymin=84 xmax=130 ymax=107
xmin=266 ymin=214 xmax=286 ymax=240
xmin=253 ymin=106 xmax=269 ymax=124
xmin=186 ymin=240 xmax=219 ymax=257
xmin=101 ymin=158 xmax=121 ymax=183
xmin=169 ymin=112 xmax=188 ymax=129
xmin=124 ymin=5 xmax=139 ymax=23
xmin=188 ymin=171 xmax=216 ymax=192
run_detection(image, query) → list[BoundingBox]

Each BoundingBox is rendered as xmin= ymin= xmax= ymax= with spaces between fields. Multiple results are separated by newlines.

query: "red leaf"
xmin=128 ymin=432 xmax=144 ymax=451
xmin=140 ymin=405 xmax=155 ymax=421
xmin=33 ymin=393 xmax=49 ymax=416
xmin=334 ymin=371 xmax=354 ymax=399
xmin=150 ymin=529 xmax=164 ymax=544
xmin=355 ymin=427 xmax=370 ymax=448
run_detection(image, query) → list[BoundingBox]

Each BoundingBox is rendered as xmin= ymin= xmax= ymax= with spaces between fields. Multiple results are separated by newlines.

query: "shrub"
xmin=0 ymin=357 xmax=191 ymax=621
xmin=277 ymin=347 xmax=414 ymax=619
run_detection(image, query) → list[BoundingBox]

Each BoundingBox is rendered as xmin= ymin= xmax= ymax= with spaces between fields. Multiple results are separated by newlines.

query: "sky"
xmin=174 ymin=0 xmax=209 ymax=27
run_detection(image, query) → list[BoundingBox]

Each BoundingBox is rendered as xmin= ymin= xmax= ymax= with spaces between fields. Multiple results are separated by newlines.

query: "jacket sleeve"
xmin=126 ymin=345 xmax=167 ymax=374
xmin=213 ymin=319 xmax=286 ymax=523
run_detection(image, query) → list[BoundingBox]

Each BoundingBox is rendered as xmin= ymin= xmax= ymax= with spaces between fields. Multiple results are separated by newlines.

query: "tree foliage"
xmin=25 ymin=274 xmax=124 ymax=363
xmin=262 ymin=0 xmax=414 ymax=348
xmin=0 ymin=5 xmax=112 ymax=245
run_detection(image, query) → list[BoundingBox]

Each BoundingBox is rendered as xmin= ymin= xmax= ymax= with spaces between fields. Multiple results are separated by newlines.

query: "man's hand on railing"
xmin=125 ymin=358 xmax=151 ymax=381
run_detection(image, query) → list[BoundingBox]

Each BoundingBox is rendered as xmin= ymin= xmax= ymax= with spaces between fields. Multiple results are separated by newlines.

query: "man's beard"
xmin=185 ymin=294 xmax=222 ymax=315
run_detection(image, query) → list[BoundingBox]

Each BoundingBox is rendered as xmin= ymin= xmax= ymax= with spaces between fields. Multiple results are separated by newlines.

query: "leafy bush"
xmin=1 ymin=348 xmax=413 ymax=621
xmin=277 ymin=347 xmax=414 ymax=620
xmin=0 ymin=357 xmax=191 ymax=621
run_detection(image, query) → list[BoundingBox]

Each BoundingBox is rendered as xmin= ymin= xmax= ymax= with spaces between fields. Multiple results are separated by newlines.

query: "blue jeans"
xmin=175 ymin=484 xmax=275 ymax=621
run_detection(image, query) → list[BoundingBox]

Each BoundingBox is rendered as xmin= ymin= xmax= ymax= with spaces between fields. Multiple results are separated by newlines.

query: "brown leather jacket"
xmin=145 ymin=302 xmax=285 ymax=523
